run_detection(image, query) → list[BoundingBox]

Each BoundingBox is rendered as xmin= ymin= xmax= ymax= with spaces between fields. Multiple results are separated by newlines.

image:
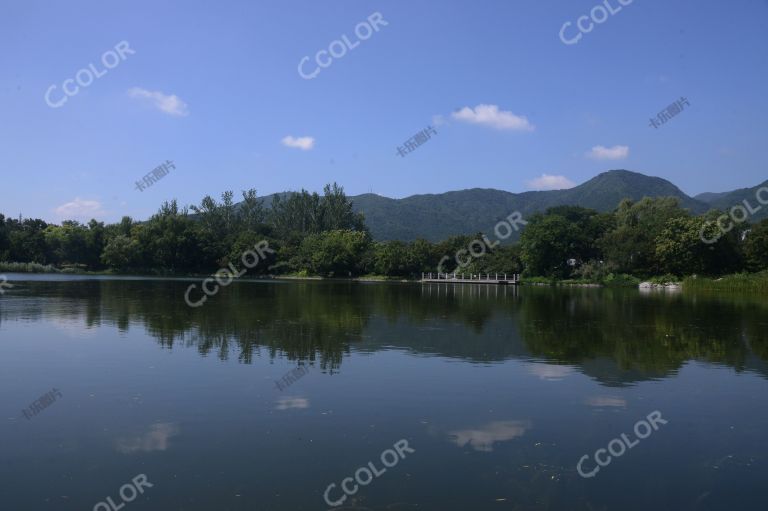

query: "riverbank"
xmin=682 ymin=271 xmax=768 ymax=293
xmin=4 ymin=261 xmax=768 ymax=293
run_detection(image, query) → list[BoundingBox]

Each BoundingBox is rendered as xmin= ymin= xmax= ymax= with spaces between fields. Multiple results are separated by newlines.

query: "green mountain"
xmin=345 ymin=170 xmax=709 ymax=241
xmin=695 ymin=179 xmax=768 ymax=222
xmin=253 ymin=170 xmax=766 ymax=242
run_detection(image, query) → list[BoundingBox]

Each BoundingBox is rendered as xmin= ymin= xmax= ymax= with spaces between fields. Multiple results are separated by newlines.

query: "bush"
xmin=648 ymin=274 xmax=680 ymax=285
xmin=603 ymin=273 xmax=641 ymax=287
xmin=574 ymin=259 xmax=618 ymax=283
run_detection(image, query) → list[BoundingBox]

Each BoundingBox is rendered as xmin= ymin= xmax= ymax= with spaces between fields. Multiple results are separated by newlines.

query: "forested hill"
xmin=259 ymin=170 xmax=712 ymax=242
xmin=695 ymin=179 xmax=768 ymax=223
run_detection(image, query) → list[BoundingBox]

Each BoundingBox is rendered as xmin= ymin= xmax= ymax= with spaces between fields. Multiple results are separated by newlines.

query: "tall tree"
xmin=744 ymin=219 xmax=768 ymax=272
xmin=601 ymin=197 xmax=688 ymax=274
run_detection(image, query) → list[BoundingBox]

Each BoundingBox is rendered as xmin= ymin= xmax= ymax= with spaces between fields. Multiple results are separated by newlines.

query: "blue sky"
xmin=1 ymin=0 xmax=767 ymax=223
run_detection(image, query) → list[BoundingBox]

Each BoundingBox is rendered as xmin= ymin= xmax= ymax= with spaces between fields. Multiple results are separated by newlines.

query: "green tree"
xmin=519 ymin=207 xmax=607 ymax=278
xmin=7 ymin=218 xmax=49 ymax=263
xmin=133 ymin=201 xmax=204 ymax=272
xmin=519 ymin=214 xmax=573 ymax=277
xmin=655 ymin=217 xmax=708 ymax=276
xmin=371 ymin=241 xmax=409 ymax=276
xmin=405 ymin=239 xmax=436 ymax=276
xmin=601 ymin=197 xmax=688 ymax=274
xmin=101 ymin=234 xmax=140 ymax=270
xmin=299 ymin=230 xmax=370 ymax=276
xmin=0 ymin=214 xmax=9 ymax=260
xmin=744 ymin=219 xmax=768 ymax=271
xmin=319 ymin=183 xmax=366 ymax=232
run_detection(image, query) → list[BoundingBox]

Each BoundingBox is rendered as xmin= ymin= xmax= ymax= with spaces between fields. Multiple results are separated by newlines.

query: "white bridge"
xmin=420 ymin=273 xmax=521 ymax=285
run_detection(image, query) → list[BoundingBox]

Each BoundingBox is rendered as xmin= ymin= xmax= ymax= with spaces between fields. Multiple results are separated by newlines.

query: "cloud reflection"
xmin=116 ymin=422 xmax=179 ymax=454
xmin=275 ymin=397 xmax=309 ymax=410
xmin=527 ymin=363 xmax=574 ymax=381
xmin=449 ymin=420 xmax=532 ymax=452
xmin=585 ymin=396 xmax=627 ymax=408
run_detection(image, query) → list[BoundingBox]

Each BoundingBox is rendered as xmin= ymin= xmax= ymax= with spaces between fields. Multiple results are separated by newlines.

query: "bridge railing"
xmin=421 ymin=272 xmax=520 ymax=282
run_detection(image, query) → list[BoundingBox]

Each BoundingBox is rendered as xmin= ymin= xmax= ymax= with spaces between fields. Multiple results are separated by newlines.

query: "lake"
xmin=1 ymin=275 xmax=767 ymax=510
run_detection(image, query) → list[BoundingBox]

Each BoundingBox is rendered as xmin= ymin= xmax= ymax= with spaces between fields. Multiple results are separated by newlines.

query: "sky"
xmin=1 ymin=0 xmax=767 ymax=223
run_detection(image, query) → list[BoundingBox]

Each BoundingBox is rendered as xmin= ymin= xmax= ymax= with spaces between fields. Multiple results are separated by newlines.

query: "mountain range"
xmin=259 ymin=170 xmax=768 ymax=242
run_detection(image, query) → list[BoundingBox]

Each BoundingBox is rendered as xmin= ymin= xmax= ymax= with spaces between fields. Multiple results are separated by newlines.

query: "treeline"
xmin=0 ymin=183 xmax=520 ymax=277
xmin=2 ymin=188 xmax=767 ymax=279
xmin=519 ymin=198 xmax=768 ymax=279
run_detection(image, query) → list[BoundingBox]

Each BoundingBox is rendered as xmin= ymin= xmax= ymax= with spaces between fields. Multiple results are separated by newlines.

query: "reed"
xmin=683 ymin=272 xmax=768 ymax=293
xmin=0 ymin=262 xmax=60 ymax=273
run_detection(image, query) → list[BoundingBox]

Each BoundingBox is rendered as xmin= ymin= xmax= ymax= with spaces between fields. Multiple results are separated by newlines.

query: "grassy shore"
xmin=0 ymin=262 xmax=60 ymax=273
xmin=4 ymin=260 xmax=768 ymax=293
xmin=521 ymin=274 xmax=641 ymax=287
xmin=683 ymin=271 xmax=768 ymax=293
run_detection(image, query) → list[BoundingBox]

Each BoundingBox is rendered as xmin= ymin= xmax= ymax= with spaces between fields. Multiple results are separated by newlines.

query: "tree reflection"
xmin=2 ymin=279 xmax=768 ymax=384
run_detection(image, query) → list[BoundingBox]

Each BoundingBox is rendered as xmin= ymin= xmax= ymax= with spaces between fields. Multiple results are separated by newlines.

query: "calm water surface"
xmin=1 ymin=275 xmax=767 ymax=510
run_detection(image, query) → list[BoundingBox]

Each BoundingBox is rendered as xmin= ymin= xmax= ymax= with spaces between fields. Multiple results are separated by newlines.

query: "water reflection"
xmin=275 ymin=397 xmax=310 ymax=410
xmin=2 ymin=278 xmax=768 ymax=385
xmin=584 ymin=396 xmax=627 ymax=408
xmin=449 ymin=420 xmax=532 ymax=452
xmin=115 ymin=422 xmax=180 ymax=454
xmin=527 ymin=362 xmax=576 ymax=381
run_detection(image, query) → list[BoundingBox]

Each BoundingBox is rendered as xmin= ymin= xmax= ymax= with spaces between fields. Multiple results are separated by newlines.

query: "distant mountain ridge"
xmin=345 ymin=170 xmax=708 ymax=241
xmin=257 ymin=170 xmax=765 ymax=242
xmin=694 ymin=179 xmax=768 ymax=223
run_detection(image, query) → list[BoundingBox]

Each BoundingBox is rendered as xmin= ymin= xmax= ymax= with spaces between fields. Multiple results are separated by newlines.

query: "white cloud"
xmin=587 ymin=145 xmax=629 ymax=160
xmin=128 ymin=87 xmax=189 ymax=116
xmin=275 ymin=397 xmax=309 ymax=410
xmin=116 ymin=422 xmax=179 ymax=454
xmin=526 ymin=174 xmax=576 ymax=191
xmin=449 ymin=420 xmax=532 ymax=452
xmin=432 ymin=114 xmax=447 ymax=127
xmin=54 ymin=197 xmax=105 ymax=220
xmin=281 ymin=136 xmax=315 ymax=151
xmin=451 ymin=104 xmax=534 ymax=131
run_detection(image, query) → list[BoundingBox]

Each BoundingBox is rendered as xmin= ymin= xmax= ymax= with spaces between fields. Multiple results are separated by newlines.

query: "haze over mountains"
xmin=258 ymin=170 xmax=767 ymax=242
